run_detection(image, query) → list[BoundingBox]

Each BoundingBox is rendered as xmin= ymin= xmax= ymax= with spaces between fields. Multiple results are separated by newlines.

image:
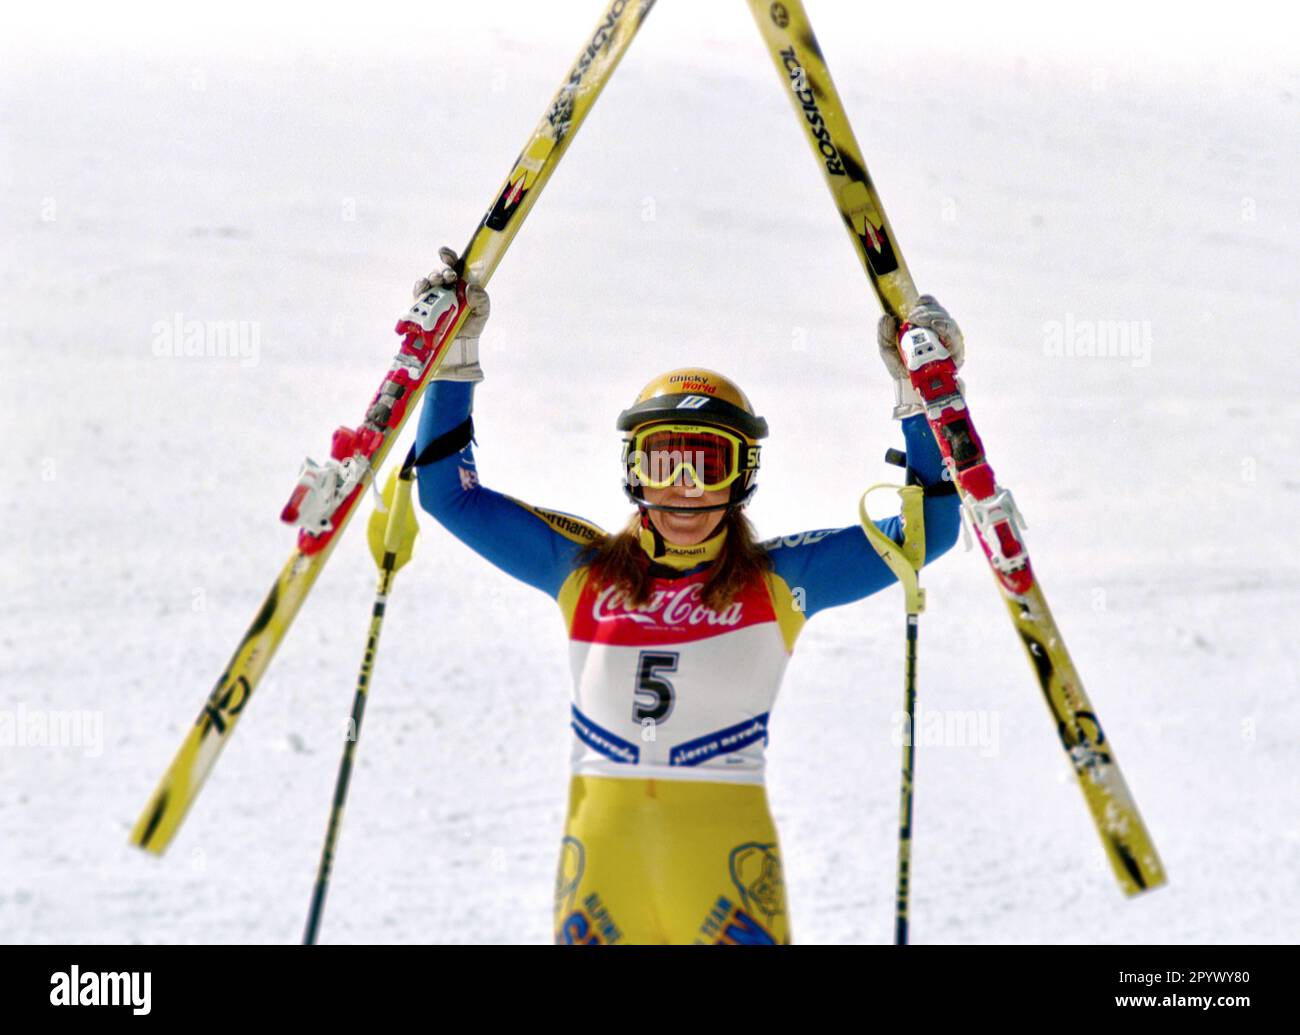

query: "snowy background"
xmin=2 ymin=0 xmax=1297 ymax=943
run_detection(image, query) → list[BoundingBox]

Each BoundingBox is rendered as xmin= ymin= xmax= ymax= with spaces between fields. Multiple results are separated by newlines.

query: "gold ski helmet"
xmin=617 ymin=368 xmax=768 ymax=511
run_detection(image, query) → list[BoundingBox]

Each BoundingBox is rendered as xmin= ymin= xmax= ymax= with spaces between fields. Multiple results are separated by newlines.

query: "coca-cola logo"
xmin=592 ymin=582 xmax=742 ymax=628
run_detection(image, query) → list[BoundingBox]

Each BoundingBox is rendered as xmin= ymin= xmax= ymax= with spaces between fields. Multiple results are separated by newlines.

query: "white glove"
xmin=876 ymin=294 xmax=965 ymax=419
xmin=413 ymin=246 xmax=490 ymax=383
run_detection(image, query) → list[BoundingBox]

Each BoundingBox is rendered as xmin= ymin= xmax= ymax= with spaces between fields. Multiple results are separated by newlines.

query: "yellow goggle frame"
xmin=623 ymin=422 xmax=758 ymax=492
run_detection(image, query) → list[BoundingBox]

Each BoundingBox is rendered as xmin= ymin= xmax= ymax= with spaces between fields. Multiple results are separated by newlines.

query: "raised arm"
xmin=411 ymin=250 xmax=603 ymax=599
xmin=765 ymin=413 xmax=959 ymax=617
xmin=765 ymin=296 xmax=967 ymax=619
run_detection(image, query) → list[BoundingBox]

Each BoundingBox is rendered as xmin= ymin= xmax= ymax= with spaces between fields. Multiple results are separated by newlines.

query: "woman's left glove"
xmin=876 ymin=295 xmax=965 ymax=419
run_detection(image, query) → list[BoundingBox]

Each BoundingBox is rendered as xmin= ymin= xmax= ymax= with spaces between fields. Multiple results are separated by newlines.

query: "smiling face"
xmin=617 ymin=370 xmax=767 ymax=549
xmin=642 ymin=483 xmax=731 ymax=545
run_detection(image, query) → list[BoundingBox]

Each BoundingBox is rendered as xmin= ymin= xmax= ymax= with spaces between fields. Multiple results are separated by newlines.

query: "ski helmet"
xmin=617 ymin=368 xmax=769 ymax=511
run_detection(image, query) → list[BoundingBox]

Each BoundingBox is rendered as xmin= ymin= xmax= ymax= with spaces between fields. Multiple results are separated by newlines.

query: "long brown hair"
xmin=581 ymin=508 xmax=771 ymax=612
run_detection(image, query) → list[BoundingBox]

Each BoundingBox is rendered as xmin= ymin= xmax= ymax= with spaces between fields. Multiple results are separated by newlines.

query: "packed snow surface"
xmin=2 ymin=1 xmax=1296 ymax=943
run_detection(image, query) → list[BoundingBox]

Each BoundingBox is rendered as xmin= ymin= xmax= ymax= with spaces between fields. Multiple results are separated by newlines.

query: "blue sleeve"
xmin=764 ymin=414 xmax=960 ymax=618
xmin=413 ymin=380 xmax=601 ymax=599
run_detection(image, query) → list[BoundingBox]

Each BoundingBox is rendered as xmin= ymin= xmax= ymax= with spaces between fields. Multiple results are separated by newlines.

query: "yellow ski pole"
xmin=859 ymin=484 xmax=926 ymax=945
xmin=303 ymin=460 xmax=420 ymax=945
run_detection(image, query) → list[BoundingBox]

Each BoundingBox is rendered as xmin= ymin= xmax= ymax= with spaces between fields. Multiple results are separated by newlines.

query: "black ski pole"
xmin=860 ymin=483 xmax=927 ymax=945
xmin=304 ymin=462 xmax=420 ymax=945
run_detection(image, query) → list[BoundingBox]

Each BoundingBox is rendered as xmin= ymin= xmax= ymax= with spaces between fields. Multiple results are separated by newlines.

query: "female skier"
xmin=411 ymin=250 xmax=964 ymax=944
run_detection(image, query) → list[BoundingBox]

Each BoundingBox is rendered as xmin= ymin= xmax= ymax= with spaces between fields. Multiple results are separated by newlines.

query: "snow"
xmin=2 ymin=1 xmax=1297 ymax=943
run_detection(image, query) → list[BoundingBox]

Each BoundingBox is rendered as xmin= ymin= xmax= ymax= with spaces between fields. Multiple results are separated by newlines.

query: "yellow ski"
xmin=748 ymin=0 xmax=1164 ymax=896
xmin=132 ymin=0 xmax=656 ymax=855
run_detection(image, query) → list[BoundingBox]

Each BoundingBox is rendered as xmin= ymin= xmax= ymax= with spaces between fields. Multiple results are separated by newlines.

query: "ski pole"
xmin=859 ymin=483 xmax=926 ymax=945
xmin=303 ymin=458 xmax=420 ymax=945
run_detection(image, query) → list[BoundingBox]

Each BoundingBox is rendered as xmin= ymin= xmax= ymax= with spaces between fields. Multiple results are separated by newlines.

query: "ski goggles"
xmin=623 ymin=423 xmax=758 ymax=491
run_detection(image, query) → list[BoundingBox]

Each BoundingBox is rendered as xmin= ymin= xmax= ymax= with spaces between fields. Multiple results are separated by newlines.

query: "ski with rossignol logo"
xmin=131 ymin=0 xmax=657 ymax=855
xmin=746 ymin=0 xmax=1164 ymax=896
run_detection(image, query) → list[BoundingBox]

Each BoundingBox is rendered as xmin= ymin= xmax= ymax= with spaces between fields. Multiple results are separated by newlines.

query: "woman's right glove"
xmin=413 ymin=246 xmax=490 ymax=383
xmin=876 ymin=294 xmax=965 ymax=419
